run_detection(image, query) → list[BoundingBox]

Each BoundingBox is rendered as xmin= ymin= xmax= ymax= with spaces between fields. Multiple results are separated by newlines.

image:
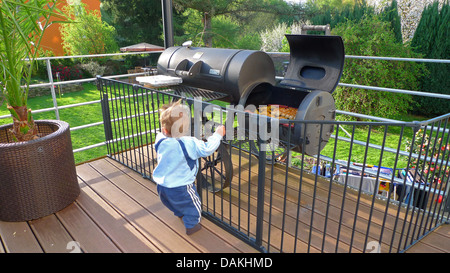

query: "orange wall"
xmin=40 ymin=0 xmax=101 ymax=56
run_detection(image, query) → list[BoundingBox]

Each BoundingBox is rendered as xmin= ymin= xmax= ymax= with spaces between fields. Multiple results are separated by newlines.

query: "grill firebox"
xmin=156 ymin=34 xmax=345 ymax=155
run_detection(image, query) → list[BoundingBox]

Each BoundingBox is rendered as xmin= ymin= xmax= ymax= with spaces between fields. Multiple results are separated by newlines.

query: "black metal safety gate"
xmin=97 ymin=77 xmax=450 ymax=253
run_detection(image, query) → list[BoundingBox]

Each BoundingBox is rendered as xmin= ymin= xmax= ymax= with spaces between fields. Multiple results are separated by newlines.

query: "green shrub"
xmin=331 ymin=15 xmax=425 ymax=119
xmin=411 ymin=1 xmax=450 ymax=117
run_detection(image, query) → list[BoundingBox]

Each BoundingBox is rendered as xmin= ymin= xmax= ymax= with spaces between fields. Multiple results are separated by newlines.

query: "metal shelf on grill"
xmin=173 ymin=85 xmax=229 ymax=102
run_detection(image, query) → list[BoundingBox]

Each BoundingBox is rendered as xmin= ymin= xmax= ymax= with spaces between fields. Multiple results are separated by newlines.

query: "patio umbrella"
xmin=120 ymin=42 xmax=164 ymax=52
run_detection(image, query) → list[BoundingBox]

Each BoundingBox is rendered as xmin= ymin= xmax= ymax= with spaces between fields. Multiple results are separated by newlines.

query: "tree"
xmin=331 ymin=15 xmax=425 ymax=119
xmin=380 ymin=0 xmax=402 ymax=43
xmin=173 ymin=0 xmax=304 ymax=47
xmin=0 ymin=0 xmax=67 ymax=141
xmin=259 ymin=22 xmax=288 ymax=52
xmin=100 ymin=0 xmax=165 ymax=47
xmin=306 ymin=0 xmax=361 ymax=10
xmin=411 ymin=1 xmax=450 ymax=117
xmin=309 ymin=0 xmax=375 ymax=29
xmin=60 ymin=2 xmax=117 ymax=55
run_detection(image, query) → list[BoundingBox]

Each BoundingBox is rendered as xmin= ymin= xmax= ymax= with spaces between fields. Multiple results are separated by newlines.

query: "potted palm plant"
xmin=0 ymin=0 xmax=80 ymax=222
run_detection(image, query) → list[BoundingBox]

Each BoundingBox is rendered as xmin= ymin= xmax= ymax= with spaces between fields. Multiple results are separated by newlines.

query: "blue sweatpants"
xmin=157 ymin=183 xmax=202 ymax=229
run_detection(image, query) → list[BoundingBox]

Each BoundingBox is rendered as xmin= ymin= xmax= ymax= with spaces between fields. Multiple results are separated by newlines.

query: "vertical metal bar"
xmin=321 ymin=123 xmax=340 ymax=252
xmin=228 ymin=140 xmax=233 ymax=227
xmin=116 ymin=81 xmax=127 ymax=165
xmin=161 ymin=0 xmax=174 ymax=48
xmin=106 ymin=80 xmax=117 ymax=159
xmin=133 ymin=85 xmax=144 ymax=175
xmin=293 ymin=121 xmax=306 ymax=253
xmin=125 ymin=84 xmax=137 ymax=170
xmin=150 ymin=88 xmax=160 ymax=170
xmin=379 ymin=125 xmax=405 ymax=253
xmin=266 ymin=148 xmax=275 ymax=252
xmin=307 ymin=123 xmax=324 ymax=253
xmin=141 ymin=87 xmax=151 ymax=176
xmin=247 ymin=139 xmax=252 ymax=237
xmin=348 ymin=125 xmax=371 ymax=253
xmin=237 ymin=135 xmax=243 ymax=231
xmin=280 ymin=122 xmax=292 ymax=252
xmin=412 ymin=121 xmax=440 ymax=242
xmin=335 ymin=124 xmax=356 ymax=252
xmin=403 ymin=124 xmax=430 ymax=250
xmin=363 ymin=125 xmax=388 ymax=253
xmin=98 ymin=78 xmax=112 ymax=156
xmin=424 ymin=118 xmax=449 ymax=232
xmin=390 ymin=124 xmax=418 ymax=253
xmin=429 ymin=120 xmax=450 ymax=228
xmin=45 ymin=59 xmax=60 ymax=120
xmin=254 ymin=137 xmax=267 ymax=248
xmin=397 ymin=123 xmax=424 ymax=251
xmin=100 ymin=93 xmax=113 ymax=150
xmin=110 ymin=81 xmax=121 ymax=162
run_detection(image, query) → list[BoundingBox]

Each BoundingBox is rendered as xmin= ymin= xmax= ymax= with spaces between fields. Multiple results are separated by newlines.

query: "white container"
xmin=136 ymin=75 xmax=182 ymax=87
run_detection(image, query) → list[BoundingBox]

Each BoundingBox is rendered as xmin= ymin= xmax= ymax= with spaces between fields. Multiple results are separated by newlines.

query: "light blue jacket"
xmin=152 ymin=132 xmax=223 ymax=188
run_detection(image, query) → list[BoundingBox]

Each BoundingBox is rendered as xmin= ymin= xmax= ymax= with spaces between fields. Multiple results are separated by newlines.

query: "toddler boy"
xmin=152 ymin=100 xmax=225 ymax=235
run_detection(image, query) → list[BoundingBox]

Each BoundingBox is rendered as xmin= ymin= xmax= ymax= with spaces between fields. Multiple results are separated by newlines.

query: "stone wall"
xmin=367 ymin=0 xmax=445 ymax=42
xmin=28 ymin=83 xmax=84 ymax=98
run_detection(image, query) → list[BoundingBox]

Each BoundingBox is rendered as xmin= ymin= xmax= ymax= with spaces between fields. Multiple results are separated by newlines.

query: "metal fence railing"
xmin=97 ymin=76 xmax=450 ymax=253
xmin=1 ymin=52 xmax=447 ymax=160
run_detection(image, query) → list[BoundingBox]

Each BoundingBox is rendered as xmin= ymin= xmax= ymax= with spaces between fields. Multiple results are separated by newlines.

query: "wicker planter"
xmin=0 ymin=120 xmax=80 ymax=222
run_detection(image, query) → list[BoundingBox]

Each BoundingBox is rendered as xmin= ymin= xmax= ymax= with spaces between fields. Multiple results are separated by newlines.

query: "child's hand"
xmin=215 ymin=125 xmax=226 ymax=137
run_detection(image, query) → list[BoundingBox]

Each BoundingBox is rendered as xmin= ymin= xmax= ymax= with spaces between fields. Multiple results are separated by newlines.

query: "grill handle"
xmin=301 ymin=24 xmax=331 ymax=35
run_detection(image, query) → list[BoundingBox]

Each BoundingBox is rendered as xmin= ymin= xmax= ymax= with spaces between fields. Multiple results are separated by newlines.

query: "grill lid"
xmin=279 ymin=34 xmax=345 ymax=94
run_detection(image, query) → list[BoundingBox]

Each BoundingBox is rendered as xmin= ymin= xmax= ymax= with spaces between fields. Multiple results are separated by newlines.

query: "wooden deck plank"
xmin=93 ymin=157 xmax=257 ymax=253
xmin=406 ymin=224 xmax=450 ymax=253
xmin=75 ymin=178 xmax=160 ymax=253
xmin=76 ymin=162 xmax=201 ymax=253
xmin=29 ymin=214 xmax=75 ymax=253
xmin=435 ymin=223 xmax=450 ymax=238
xmin=55 ymin=202 xmax=121 ymax=253
xmin=0 ymin=221 xmax=42 ymax=253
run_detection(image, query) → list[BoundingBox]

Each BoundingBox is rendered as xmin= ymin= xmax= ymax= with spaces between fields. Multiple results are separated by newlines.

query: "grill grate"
xmin=173 ymin=85 xmax=229 ymax=101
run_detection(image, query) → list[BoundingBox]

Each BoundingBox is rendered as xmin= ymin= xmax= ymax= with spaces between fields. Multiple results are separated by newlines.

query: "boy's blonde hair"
xmin=159 ymin=100 xmax=191 ymax=137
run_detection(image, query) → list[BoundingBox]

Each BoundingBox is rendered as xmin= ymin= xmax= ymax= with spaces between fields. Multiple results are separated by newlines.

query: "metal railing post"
xmin=255 ymin=137 xmax=267 ymax=250
xmin=45 ymin=59 xmax=60 ymax=120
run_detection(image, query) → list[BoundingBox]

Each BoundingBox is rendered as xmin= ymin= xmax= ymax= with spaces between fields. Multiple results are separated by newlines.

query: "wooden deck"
xmin=0 ymin=157 xmax=258 ymax=253
xmin=0 ymin=148 xmax=448 ymax=253
xmin=404 ymin=223 xmax=450 ymax=253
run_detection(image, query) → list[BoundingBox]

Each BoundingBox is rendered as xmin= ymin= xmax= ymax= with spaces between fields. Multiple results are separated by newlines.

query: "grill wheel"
xmin=197 ymin=142 xmax=233 ymax=193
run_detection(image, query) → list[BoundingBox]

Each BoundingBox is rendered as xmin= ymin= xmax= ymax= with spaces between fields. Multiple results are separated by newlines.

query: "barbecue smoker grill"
xmin=157 ymin=34 xmax=345 ymax=156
